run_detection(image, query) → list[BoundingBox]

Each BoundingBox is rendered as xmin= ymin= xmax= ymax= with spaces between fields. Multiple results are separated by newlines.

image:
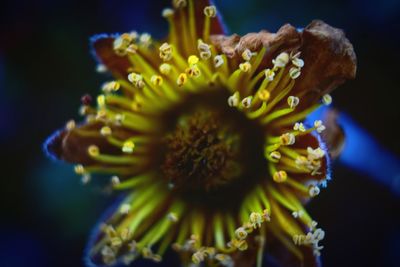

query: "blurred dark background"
xmin=1 ymin=0 xmax=399 ymax=266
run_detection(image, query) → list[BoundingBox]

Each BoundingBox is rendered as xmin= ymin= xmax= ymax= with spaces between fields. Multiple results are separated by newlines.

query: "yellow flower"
xmin=45 ymin=0 xmax=356 ymax=266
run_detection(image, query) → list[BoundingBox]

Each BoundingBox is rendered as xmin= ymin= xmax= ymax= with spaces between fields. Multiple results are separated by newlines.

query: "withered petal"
xmin=45 ymin=122 xmax=117 ymax=165
xmin=320 ymin=108 xmax=345 ymax=160
xmin=211 ymin=20 xmax=356 ymax=108
xmin=210 ymin=24 xmax=301 ymax=60
xmin=91 ymin=34 xmax=132 ymax=79
xmin=294 ymin=20 xmax=357 ymax=108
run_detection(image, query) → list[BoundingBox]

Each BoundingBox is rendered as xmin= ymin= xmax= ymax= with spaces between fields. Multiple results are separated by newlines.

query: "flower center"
xmin=160 ymin=91 xmax=268 ymax=207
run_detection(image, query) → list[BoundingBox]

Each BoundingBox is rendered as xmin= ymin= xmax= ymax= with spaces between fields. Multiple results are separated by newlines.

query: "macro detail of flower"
xmin=45 ymin=0 xmax=356 ymax=266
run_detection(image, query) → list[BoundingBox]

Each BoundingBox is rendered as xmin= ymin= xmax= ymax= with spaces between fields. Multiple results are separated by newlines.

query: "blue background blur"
xmin=1 ymin=0 xmax=399 ymax=266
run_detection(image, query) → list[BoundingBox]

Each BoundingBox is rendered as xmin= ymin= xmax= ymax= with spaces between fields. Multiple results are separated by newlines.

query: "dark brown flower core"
xmin=160 ymin=90 xmax=268 ymax=209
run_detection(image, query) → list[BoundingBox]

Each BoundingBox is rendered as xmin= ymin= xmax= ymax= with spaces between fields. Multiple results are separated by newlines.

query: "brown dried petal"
xmin=294 ymin=20 xmax=357 ymax=108
xmin=321 ymin=108 xmax=345 ymax=159
xmin=210 ymin=20 xmax=356 ymax=108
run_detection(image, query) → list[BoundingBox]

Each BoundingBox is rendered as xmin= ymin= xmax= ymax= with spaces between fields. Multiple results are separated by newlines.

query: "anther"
xmin=111 ymin=176 xmax=120 ymax=186
xmin=309 ymin=185 xmax=320 ymax=197
xmin=214 ymin=55 xmax=224 ymax=68
xmin=322 ymin=94 xmax=332 ymax=105
xmin=273 ymin=52 xmax=290 ymax=68
xmin=235 ymin=227 xmax=248 ymax=240
xmin=198 ymin=40 xmax=212 ymax=60
xmin=167 ymin=212 xmax=179 ymax=223
xmin=292 ymin=57 xmax=304 ymax=68
xmin=81 ymin=174 xmax=91 ymax=185
xmin=100 ymin=126 xmax=112 ymax=136
xmin=287 ymin=96 xmax=300 ymax=108
xmin=265 ymin=69 xmax=275 ymax=81
xmin=122 ymin=140 xmax=135 ymax=153
xmin=128 ymin=73 xmax=145 ymax=89
xmin=159 ymin=42 xmax=173 ymax=61
xmin=273 ymin=170 xmax=287 ymax=183
xmin=269 ymin=151 xmax=281 ymax=161
xmin=314 ymin=120 xmax=326 ymax=133
xmin=188 ymin=55 xmax=199 ymax=66
xmin=204 ymin=5 xmax=217 ymax=18
xmin=289 ymin=67 xmax=301 ymax=79
xmin=97 ymin=95 xmax=106 ymax=107
xmin=162 ymin=8 xmax=174 ymax=18
xmin=250 ymin=212 xmax=263 ymax=228
xmin=177 ymin=73 xmax=188 ymax=86
xmin=139 ymin=33 xmax=152 ymax=47
xmin=292 ymin=210 xmax=304 ymax=218
xmin=66 ymin=120 xmax=76 ymax=130
xmin=74 ymin=164 xmax=85 ymax=174
xmin=186 ymin=65 xmax=201 ymax=77
xmin=159 ymin=63 xmax=172 ymax=75
xmin=228 ymin=92 xmax=240 ymax=107
xmin=88 ymin=145 xmax=100 ymax=157
xmin=120 ymin=203 xmax=131 ymax=215
xmin=96 ymin=64 xmax=107 ymax=73
xmin=242 ymin=49 xmax=255 ymax=61
xmin=241 ymin=96 xmax=253 ymax=108
xmin=258 ymin=89 xmax=270 ymax=101
xmin=280 ymin=133 xmax=295 ymax=145
xmin=173 ymin=0 xmax=187 ymax=9
xmin=151 ymin=75 xmax=163 ymax=86
xmin=239 ymin=62 xmax=251 ymax=72
xmin=293 ymin=122 xmax=306 ymax=132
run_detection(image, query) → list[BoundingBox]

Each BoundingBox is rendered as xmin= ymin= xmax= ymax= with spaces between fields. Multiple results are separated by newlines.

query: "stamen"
xmin=309 ymin=185 xmax=320 ymax=197
xmin=159 ymin=42 xmax=173 ymax=61
xmin=159 ymin=63 xmax=172 ymax=75
xmin=239 ymin=62 xmax=251 ymax=72
xmin=102 ymin=81 xmax=121 ymax=93
xmin=172 ymin=0 xmax=187 ymax=9
xmin=273 ymin=52 xmax=290 ymax=68
xmin=269 ymin=151 xmax=281 ymax=162
xmin=235 ymin=227 xmax=248 ymax=240
xmin=241 ymin=96 xmax=253 ymax=109
xmin=242 ymin=49 xmax=256 ymax=61
xmin=214 ymin=55 xmax=224 ymax=68
xmin=264 ymin=68 xmax=275 ymax=81
xmin=161 ymin=8 xmax=174 ymax=18
xmin=203 ymin=5 xmax=217 ymax=18
xmin=120 ymin=203 xmax=131 ymax=215
xmin=322 ymin=94 xmax=332 ymax=105
xmin=292 ymin=57 xmax=304 ymax=68
xmin=122 ymin=140 xmax=135 ymax=153
xmin=111 ymin=175 xmax=120 ymax=186
xmin=197 ymin=40 xmax=212 ymax=60
xmin=128 ymin=73 xmax=145 ymax=89
xmin=65 ymin=120 xmax=76 ymax=130
xmin=258 ymin=89 xmax=271 ymax=101
xmin=287 ymin=96 xmax=300 ymax=108
xmin=289 ymin=67 xmax=301 ymax=79
xmin=177 ymin=73 xmax=188 ymax=86
xmin=293 ymin=122 xmax=306 ymax=132
xmin=188 ymin=55 xmax=199 ymax=65
xmin=314 ymin=120 xmax=326 ymax=133
xmin=228 ymin=92 xmax=240 ymax=107
xmin=280 ymin=133 xmax=296 ymax=145
xmin=150 ymin=75 xmax=164 ymax=86
xmin=273 ymin=170 xmax=287 ymax=183
xmin=74 ymin=164 xmax=85 ymax=175
xmin=88 ymin=145 xmax=100 ymax=157
xmin=100 ymin=126 xmax=112 ymax=136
